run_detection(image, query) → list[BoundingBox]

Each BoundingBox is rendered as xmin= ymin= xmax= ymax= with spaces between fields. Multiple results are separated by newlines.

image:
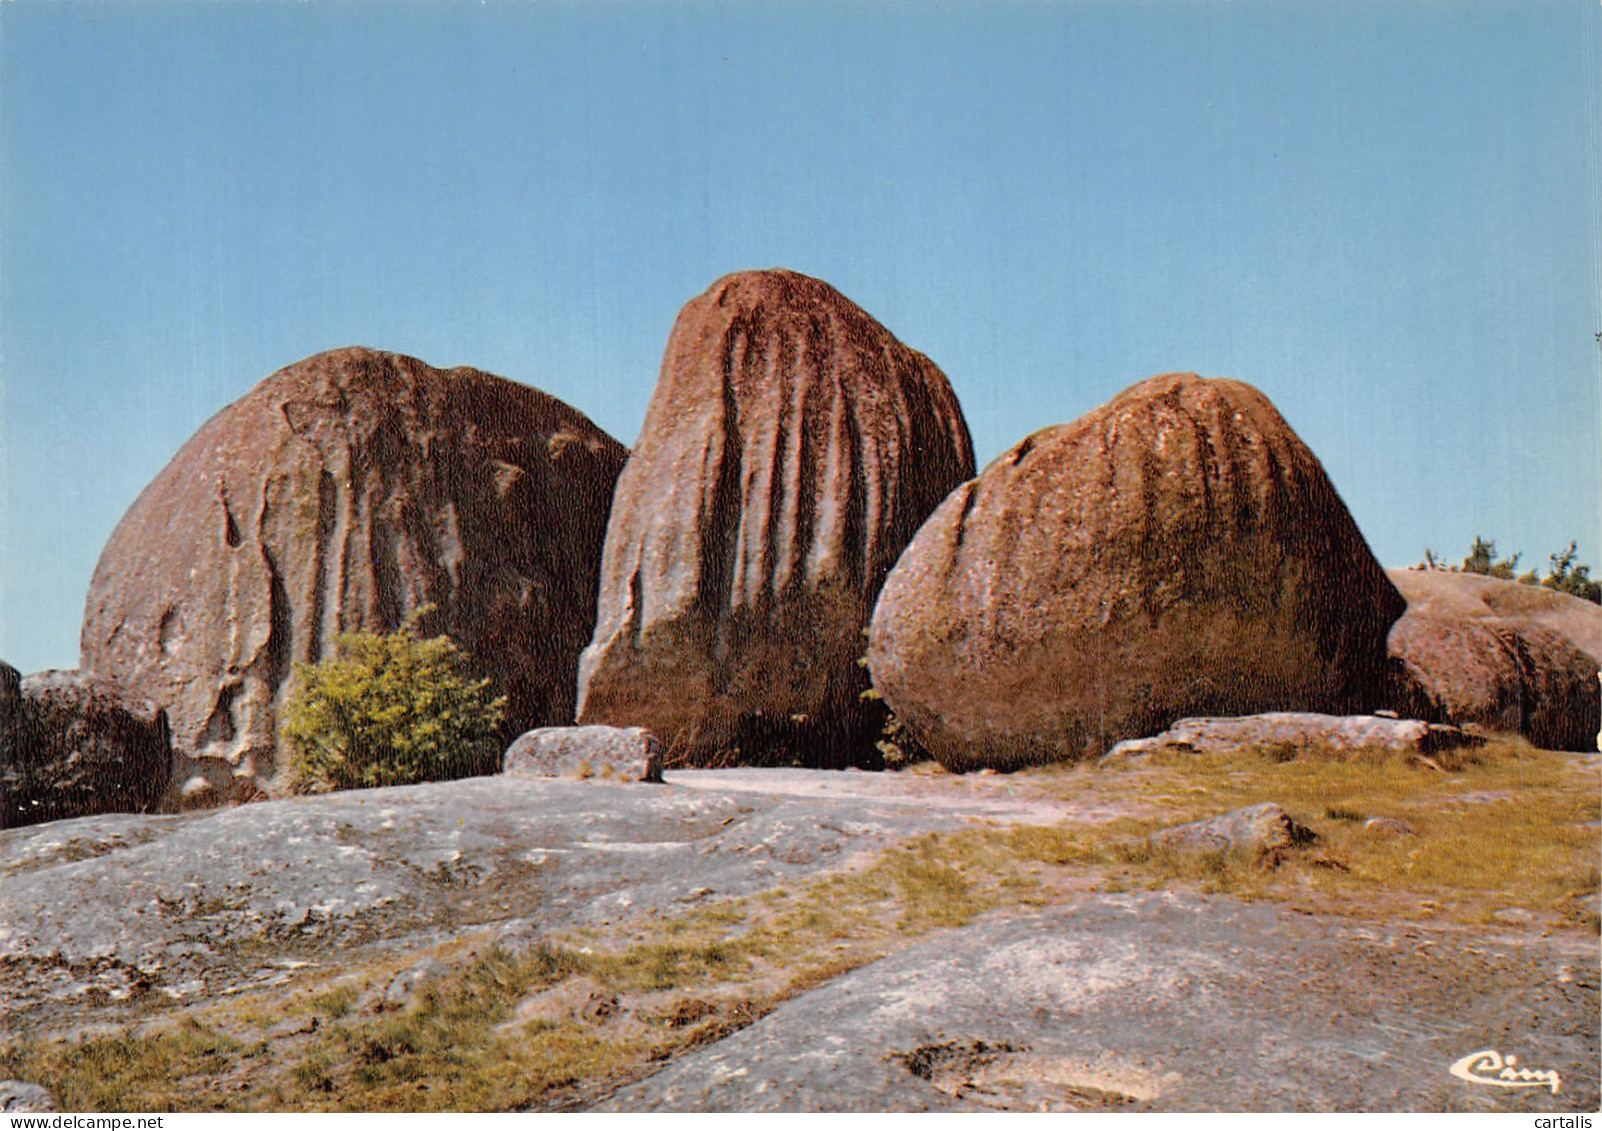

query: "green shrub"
xmin=1460 ymin=535 xmax=1520 ymax=579
xmin=281 ymin=609 xmax=506 ymax=792
xmin=1542 ymin=541 xmax=1601 ymax=603
xmin=1425 ymin=537 xmax=1600 ymax=604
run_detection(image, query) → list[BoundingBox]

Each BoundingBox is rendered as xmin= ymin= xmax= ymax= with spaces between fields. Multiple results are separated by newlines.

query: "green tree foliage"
xmin=281 ymin=609 xmax=506 ymax=792
xmin=1460 ymin=536 xmax=1520 ymax=580
xmin=1427 ymin=536 xmax=1600 ymax=605
xmin=1543 ymin=541 xmax=1602 ymax=603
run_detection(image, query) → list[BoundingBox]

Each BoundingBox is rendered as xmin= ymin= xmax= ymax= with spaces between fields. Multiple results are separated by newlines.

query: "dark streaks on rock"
xmin=578 ymin=270 xmax=974 ymax=767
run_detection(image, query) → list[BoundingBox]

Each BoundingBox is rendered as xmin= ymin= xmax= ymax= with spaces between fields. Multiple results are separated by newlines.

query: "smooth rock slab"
xmin=1100 ymin=712 xmax=1480 ymax=765
xmin=503 ymin=726 xmax=664 ymax=783
xmin=593 ymin=893 xmax=1598 ymax=1112
xmin=0 ymin=769 xmax=1047 ymax=1033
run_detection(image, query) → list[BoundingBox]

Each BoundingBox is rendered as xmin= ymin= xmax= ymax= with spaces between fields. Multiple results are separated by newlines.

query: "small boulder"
xmin=1150 ymin=802 xmax=1318 ymax=862
xmin=0 ymin=669 xmax=170 ymax=829
xmin=1100 ymin=712 xmax=1481 ymax=764
xmin=492 ymin=918 xmax=546 ymax=958
xmin=869 ymin=373 xmax=1406 ymax=770
xmin=503 ymin=725 xmax=664 ymax=783
xmin=1490 ymin=908 xmax=1534 ymax=926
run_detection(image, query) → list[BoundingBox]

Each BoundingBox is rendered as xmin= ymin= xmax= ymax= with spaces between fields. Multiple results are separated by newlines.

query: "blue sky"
xmin=2 ymin=0 xmax=1598 ymax=675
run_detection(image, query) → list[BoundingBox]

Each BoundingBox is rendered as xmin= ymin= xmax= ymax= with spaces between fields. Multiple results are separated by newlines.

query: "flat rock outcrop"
xmin=577 ymin=269 xmax=974 ymax=766
xmin=1386 ymin=570 xmax=1601 ymax=751
xmin=596 ymin=893 xmax=1597 ymax=1112
xmin=0 ymin=669 xmax=169 ymax=829
xmin=80 ymin=348 xmax=627 ymax=801
xmin=868 ymin=373 xmax=1405 ymax=770
xmin=502 ymin=725 xmax=664 ymax=782
xmin=0 ymin=769 xmax=1046 ymax=1032
xmin=1101 ymin=712 xmax=1481 ymax=764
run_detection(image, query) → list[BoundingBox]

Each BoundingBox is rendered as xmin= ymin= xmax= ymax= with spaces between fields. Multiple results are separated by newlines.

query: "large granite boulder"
xmin=0 ymin=669 xmax=169 ymax=829
xmin=868 ymin=373 xmax=1406 ymax=770
xmin=81 ymin=348 xmax=627 ymax=801
xmin=1385 ymin=569 xmax=1600 ymax=751
xmin=576 ymin=269 xmax=975 ymax=766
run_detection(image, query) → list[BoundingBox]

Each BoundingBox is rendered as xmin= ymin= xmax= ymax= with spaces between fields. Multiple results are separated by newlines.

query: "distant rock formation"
xmin=869 ymin=373 xmax=1406 ymax=770
xmin=81 ymin=347 xmax=627 ymax=801
xmin=577 ymin=269 xmax=974 ymax=766
xmin=0 ymin=665 xmax=169 ymax=829
xmin=1386 ymin=569 xmax=1601 ymax=751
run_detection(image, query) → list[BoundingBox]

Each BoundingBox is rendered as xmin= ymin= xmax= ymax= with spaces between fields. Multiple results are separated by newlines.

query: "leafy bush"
xmin=281 ymin=609 xmax=506 ymax=792
xmin=1459 ymin=535 xmax=1520 ymax=579
xmin=1542 ymin=541 xmax=1601 ymax=603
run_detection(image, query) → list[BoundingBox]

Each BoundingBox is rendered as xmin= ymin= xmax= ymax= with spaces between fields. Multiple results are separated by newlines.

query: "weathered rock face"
xmin=0 ymin=669 xmax=169 ymax=829
xmin=868 ymin=373 xmax=1406 ymax=770
xmin=1385 ymin=570 xmax=1601 ymax=751
xmin=81 ymin=348 xmax=628 ymax=800
xmin=0 ymin=660 xmax=20 ymax=760
xmin=1387 ymin=567 xmax=1601 ymax=663
xmin=576 ymin=269 xmax=975 ymax=766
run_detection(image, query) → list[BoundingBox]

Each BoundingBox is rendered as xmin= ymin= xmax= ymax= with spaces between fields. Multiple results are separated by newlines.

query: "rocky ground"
xmin=601 ymin=892 xmax=1596 ymax=1112
xmin=0 ymin=769 xmax=1068 ymax=1031
xmin=2 ymin=754 xmax=1597 ymax=1112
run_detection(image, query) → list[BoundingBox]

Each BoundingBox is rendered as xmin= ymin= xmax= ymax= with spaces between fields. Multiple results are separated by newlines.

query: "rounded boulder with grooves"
xmin=576 ymin=269 xmax=975 ymax=766
xmin=868 ymin=373 xmax=1407 ymax=770
xmin=81 ymin=348 xmax=627 ymax=799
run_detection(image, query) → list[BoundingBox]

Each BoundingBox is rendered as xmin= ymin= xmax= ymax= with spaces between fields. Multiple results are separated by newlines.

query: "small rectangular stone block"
xmin=502 ymin=725 xmax=664 ymax=783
